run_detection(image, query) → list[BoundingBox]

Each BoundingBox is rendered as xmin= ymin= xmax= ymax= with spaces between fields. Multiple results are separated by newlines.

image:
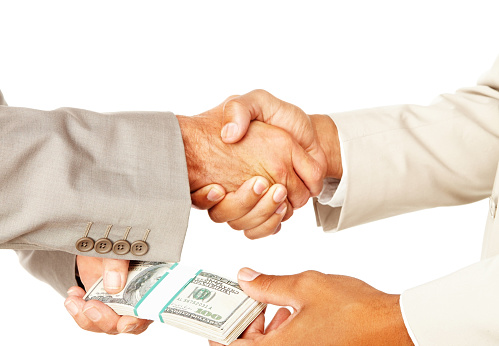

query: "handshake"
xmin=182 ymin=89 xmax=342 ymax=238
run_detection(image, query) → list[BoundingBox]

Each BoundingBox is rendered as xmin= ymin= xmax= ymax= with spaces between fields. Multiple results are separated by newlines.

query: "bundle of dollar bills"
xmin=84 ymin=261 xmax=265 ymax=345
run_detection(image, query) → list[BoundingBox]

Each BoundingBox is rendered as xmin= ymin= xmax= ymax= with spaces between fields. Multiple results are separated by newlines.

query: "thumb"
xmin=221 ymin=89 xmax=280 ymax=143
xmin=102 ymin=258 xmax=130 ymax=294
xmin=237 ymin=267 xmax=302 ymax=310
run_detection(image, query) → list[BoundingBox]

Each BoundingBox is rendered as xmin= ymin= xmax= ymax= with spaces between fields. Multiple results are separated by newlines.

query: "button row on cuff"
xmin=75 ymin=222 xmax=150 ymax=256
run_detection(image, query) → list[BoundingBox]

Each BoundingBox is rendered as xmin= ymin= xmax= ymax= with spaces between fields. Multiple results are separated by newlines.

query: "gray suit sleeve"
xmin=0 ymin=102 xmax=191 ymax=263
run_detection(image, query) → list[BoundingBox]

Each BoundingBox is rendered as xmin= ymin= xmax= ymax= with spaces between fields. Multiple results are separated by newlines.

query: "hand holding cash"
xmin=84 ymin=261 xmax=266 ymax=345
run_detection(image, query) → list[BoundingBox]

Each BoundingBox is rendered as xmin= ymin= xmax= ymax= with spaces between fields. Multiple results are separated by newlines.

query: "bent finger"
xmin=291 ymin=143 xmax=325 ymax=198
xmin=227 ymin=184 xmax=286 ymax=231
xmin=243 ymin=205 xmax=287 ymax=240
xmin=208 ymin=177 xmax=270 ymax=223
xmin=116 ymin=315 xmax=154 ymax=334
xmin=65 ymin=295 xmax=103 ymax=333
xmin=266 ymin=307 xmax=292 ymax=333
xmin=285 ymin=170 xmax=311 ymax=209
xmin=81 ymin=300 xmax=121 ymax=334
xmin=191 ymin=184 xmax=226 ymax=210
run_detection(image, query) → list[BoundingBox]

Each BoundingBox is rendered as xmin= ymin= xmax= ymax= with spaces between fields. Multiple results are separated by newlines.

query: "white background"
xmin=0 ymin=0 xmax=497 ymax=345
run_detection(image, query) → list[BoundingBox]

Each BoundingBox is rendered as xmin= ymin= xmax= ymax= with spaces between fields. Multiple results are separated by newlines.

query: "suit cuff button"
xmin=95 ymin=238 xmax=113 ymax=254
xmin=76 ymin=237 xmax=94 ymax=252
xmin=113 ymin=240 xmax=131 ymax=255
xmin=131 ymin=240 xmax=149 ymax=256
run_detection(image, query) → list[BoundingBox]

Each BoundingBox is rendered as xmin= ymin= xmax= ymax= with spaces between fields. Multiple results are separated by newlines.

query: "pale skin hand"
xmin=210 ymin=268 xmax=414 ymax=346
xmin=192 ymin=177 xmax=290 ymax=239
xmin=177 ymin=99 xmax=324 ymax=210
xmin=65 ymin=257 xmax=153 ymax=335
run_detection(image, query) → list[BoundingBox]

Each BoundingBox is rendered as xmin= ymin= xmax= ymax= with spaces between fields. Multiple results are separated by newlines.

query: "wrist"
xmin=176 ymin=115 xmax=211 ymax=192
xmin=381 ymin=294 xmax=414 ymax=345
xmin=310 ymin=114 xmax=342 ymax=179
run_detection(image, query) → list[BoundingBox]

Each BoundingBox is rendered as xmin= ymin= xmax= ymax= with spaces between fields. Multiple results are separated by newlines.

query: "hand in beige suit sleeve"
xmin=314 ymin=57 xmax=499 ymax=345
xmin=315 ymin=56 xmax=499 ymax=232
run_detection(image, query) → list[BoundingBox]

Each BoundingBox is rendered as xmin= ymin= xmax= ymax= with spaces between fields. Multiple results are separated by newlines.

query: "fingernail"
xmin=104 ymin=271 xmax=122 ymax=291
xmin=65 ymin=300 xmax=79 ymax=317
xmin=207 ymin=187 xmax=224 ymax=201
xmin=253 ymin=178 xmax=268 ymax=195
xmin=67 ymin=287 xmax=79 ymax=295
xmin=274 ymin=224 xmax=282 ymax=235
xmin=273 ymin=187 xmax=287 ymax=203
xmin=275 ymin=203 xmax=287 ymax=215
xmin=221 ymin=122 xmax=239 ymax=141
xmin=83 ymin=306 xmax=102 ymax=322
xmin=121 ymin=324 xmax=137 ymax=333
xmin=238 ymin=267 xmax=261 ymax=282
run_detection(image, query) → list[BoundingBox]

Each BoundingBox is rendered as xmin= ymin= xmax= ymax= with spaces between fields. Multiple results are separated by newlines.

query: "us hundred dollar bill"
xmin=85 ymin=261 xmax=265 ymax=345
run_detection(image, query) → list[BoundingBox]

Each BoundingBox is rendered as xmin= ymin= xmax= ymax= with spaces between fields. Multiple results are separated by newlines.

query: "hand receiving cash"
xmin=84 ymin=261 xmax=265 ymax=345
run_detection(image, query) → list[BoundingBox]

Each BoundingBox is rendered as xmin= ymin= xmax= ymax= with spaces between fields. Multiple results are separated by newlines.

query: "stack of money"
xmin=84 ymin=261 xmax=265 ymax=345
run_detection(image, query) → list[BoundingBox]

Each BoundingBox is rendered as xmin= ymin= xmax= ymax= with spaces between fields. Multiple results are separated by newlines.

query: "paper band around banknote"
xmin=133 ymin=263 xmax=202 ymax=321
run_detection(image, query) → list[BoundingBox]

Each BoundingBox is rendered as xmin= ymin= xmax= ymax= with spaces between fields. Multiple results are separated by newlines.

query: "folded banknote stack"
xmin=84 ymin=261 xmax=265 ymax=345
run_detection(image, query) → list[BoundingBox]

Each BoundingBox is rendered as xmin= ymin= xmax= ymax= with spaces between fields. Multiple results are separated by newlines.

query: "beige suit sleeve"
xmin=0 ymin=103 xmax=191 ymax=263
xmin=313 ymin=57 xmax=499 ymax=344
xmin=314 ymin=56 xmax=499 ymax=232
xmin=400 ymin=252 xmax=499 ymax=345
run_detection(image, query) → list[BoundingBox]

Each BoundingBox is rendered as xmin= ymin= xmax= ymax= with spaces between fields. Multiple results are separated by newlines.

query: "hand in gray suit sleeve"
xmin=0 ymin=103 xmax=191 ymax=263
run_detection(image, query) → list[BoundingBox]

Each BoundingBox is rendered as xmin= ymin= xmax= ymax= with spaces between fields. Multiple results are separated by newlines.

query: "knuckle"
xmin=290 ymin=189 xmax=310 ymax=209
xmin=100 ymin=323 xmax=117 ymax=334
xmin=259 ymin=275 xmax=277 ymax=294
xmin=281 ymin=206 xmax=293 ymax=221
xmin=311 ymin=162 xmax=326 ymax=184
xmin=272 ymin=165 xmax=289 ymax=185
xmin=246 ymin=224 xmax=274 ymax=240
xmin=228 ymin=219 xmax=245 ymax=231
xmin=208 ymin=208 xmax=226 ymax=223
xmin=251 ymin=89 xmax=270 ymax=98
xmin=77 ymin=318 xmax=95 ymax=331
xmin=297 ymin=270 xmax=323 ymax=290
xmin=223 ymin=98 xmax=245 ymax=116
xmin=223 ymin=94 xmax=240 ymax=103
xmin=243 ymin=229 xmax=258 ymax=240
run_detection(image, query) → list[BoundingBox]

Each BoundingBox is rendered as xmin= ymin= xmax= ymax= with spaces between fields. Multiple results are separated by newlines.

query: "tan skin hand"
xmin=210 ymin=269 xmax=413 ymax=346
xmin=310 ymin=113 xmax=343 ymax=179
xmin=221 ymin=90 xmax=342 ymax=182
